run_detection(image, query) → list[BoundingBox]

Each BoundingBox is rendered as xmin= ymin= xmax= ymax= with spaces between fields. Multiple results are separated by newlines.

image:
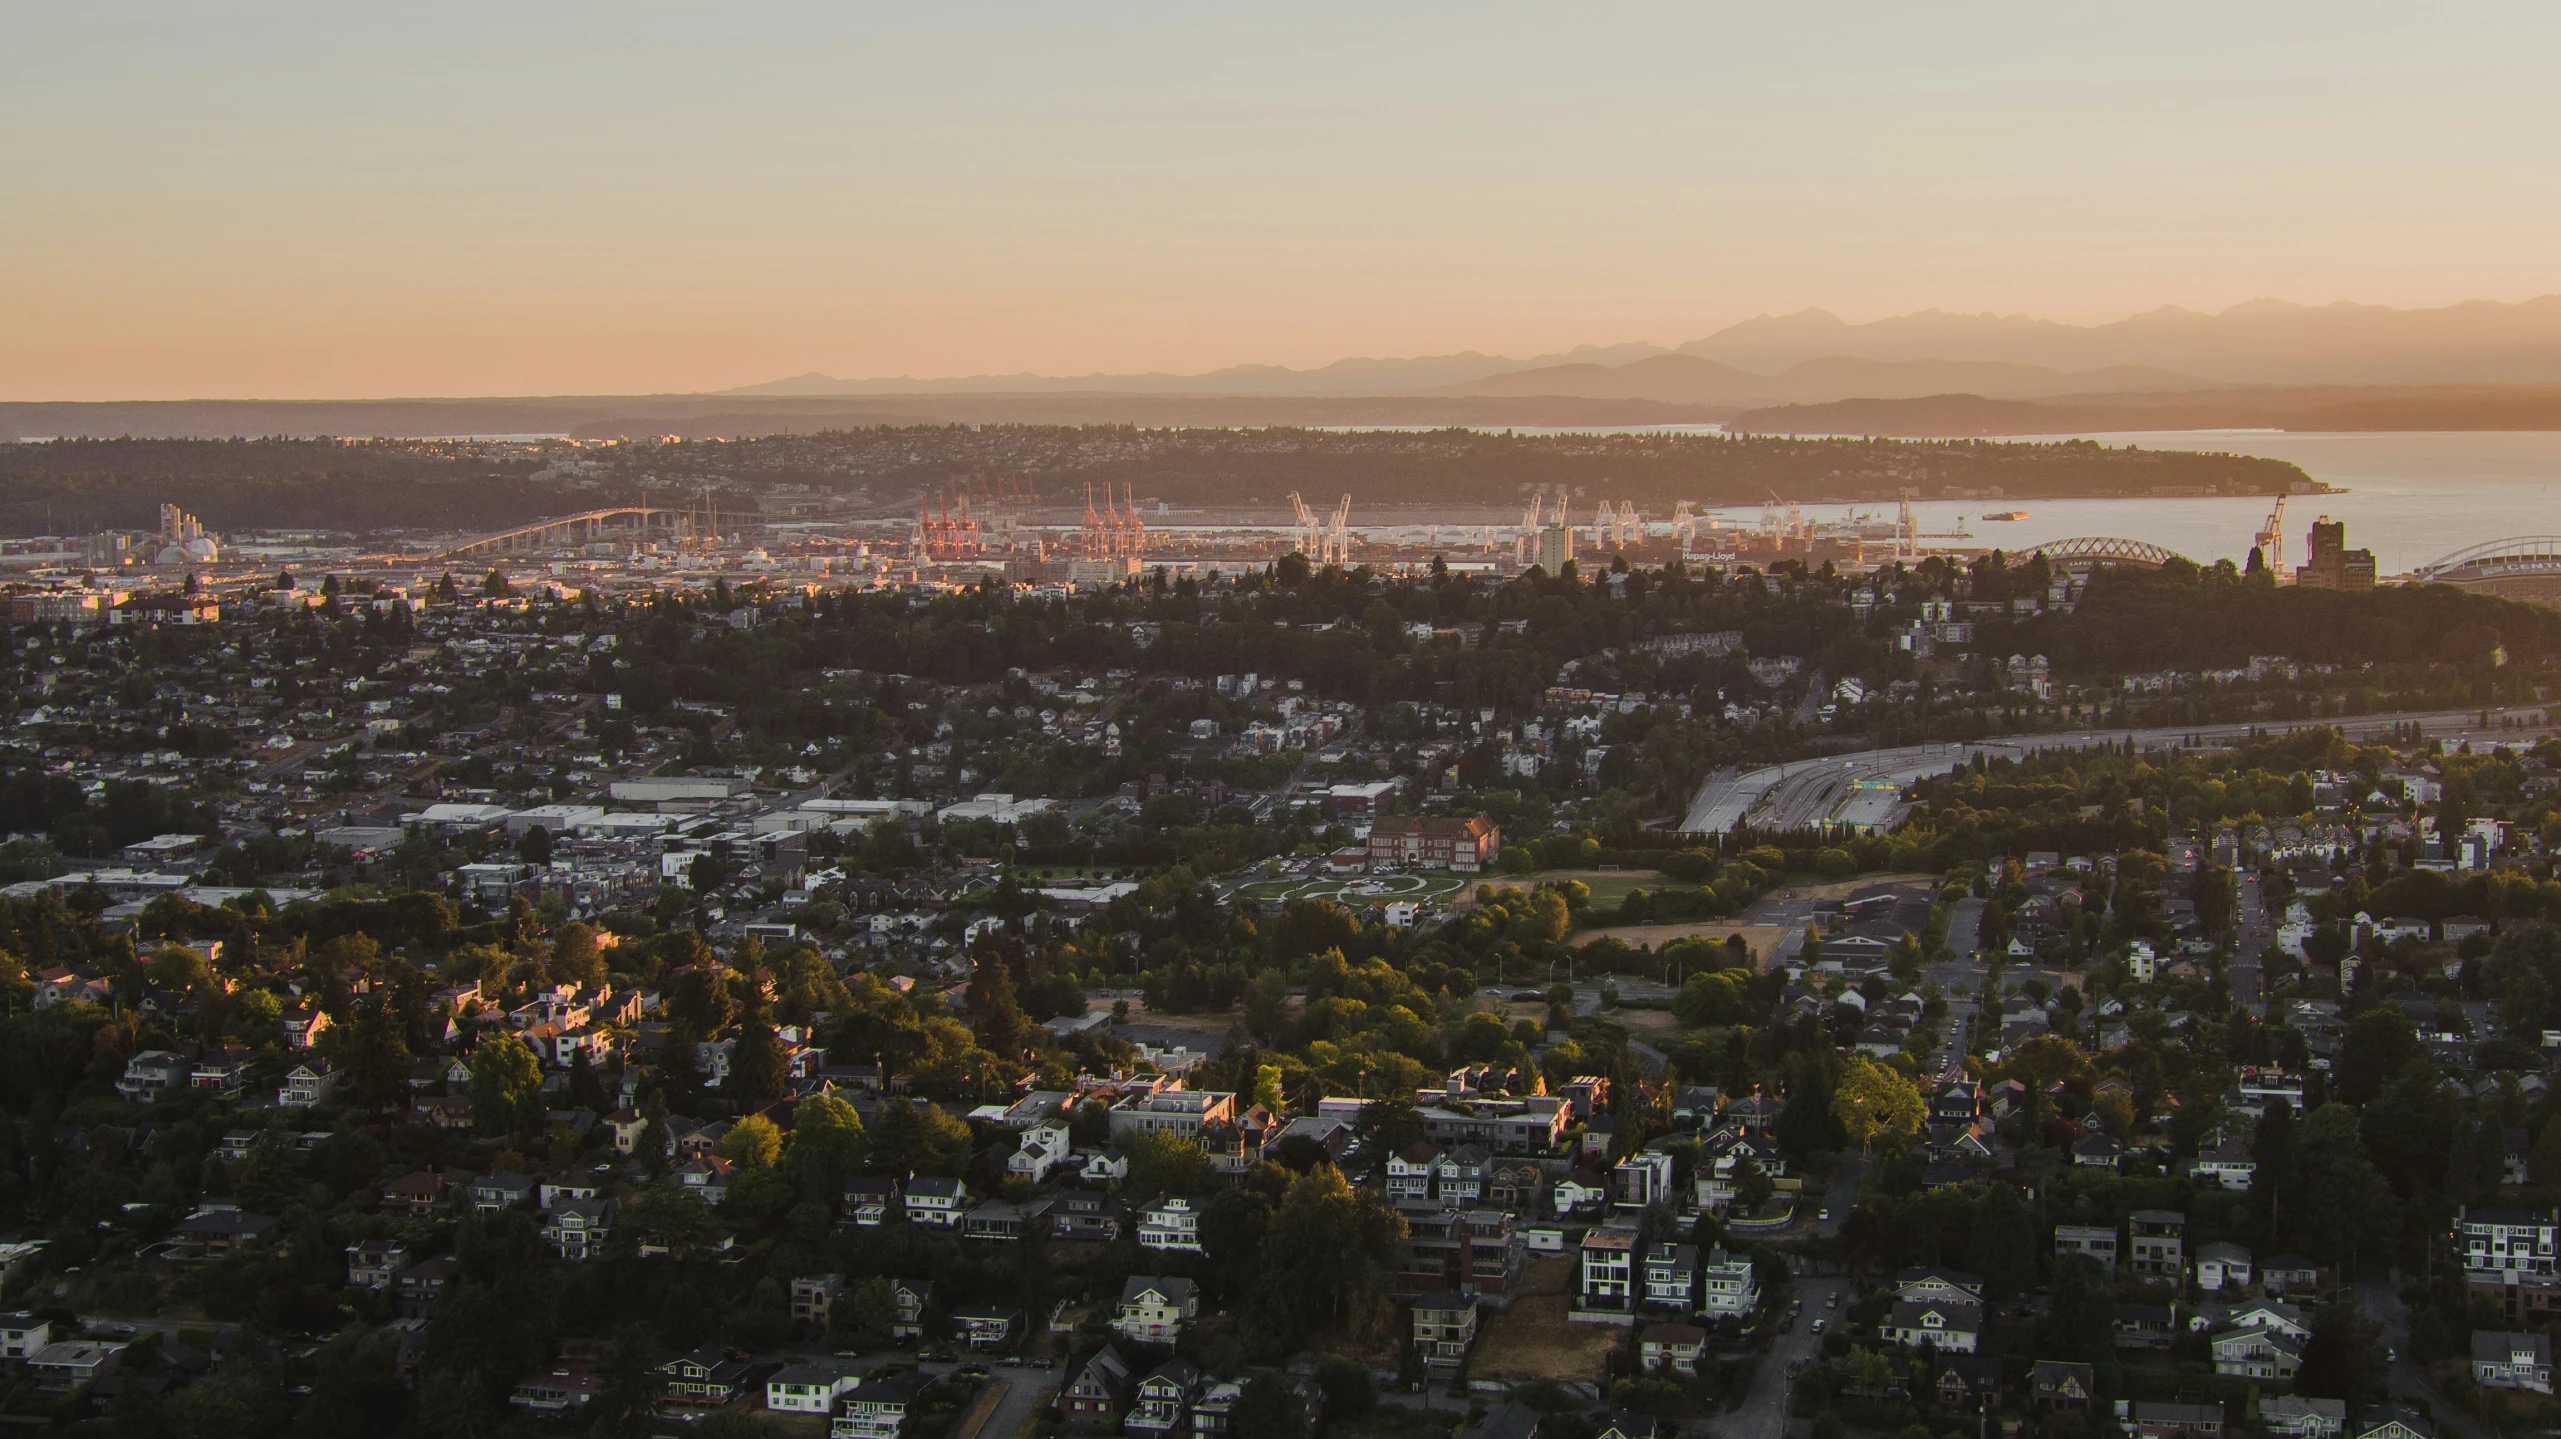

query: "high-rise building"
xmin=1534 ymin=523 xmax=1574 ymax=575
xmin=2296 ymin=516 xmax=2375 ymax=590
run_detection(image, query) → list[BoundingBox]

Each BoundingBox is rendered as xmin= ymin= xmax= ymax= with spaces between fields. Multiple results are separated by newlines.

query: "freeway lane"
xmin=1681 ymin=706 xmax=2550 ymax=835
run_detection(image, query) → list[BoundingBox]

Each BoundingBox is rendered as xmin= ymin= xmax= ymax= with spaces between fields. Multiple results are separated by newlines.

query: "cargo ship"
xmin=1980 ymin=510 xmax=2030 ymax=521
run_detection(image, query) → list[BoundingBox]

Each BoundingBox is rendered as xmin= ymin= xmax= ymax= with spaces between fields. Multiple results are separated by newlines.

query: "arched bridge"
xmin=429 ymin=507 xmax=682 ymax=562
xmin=2019 ymin=536 xmax=2188 ymax=568
xmin=2412 ymin=536 xmax=2561 ymax=603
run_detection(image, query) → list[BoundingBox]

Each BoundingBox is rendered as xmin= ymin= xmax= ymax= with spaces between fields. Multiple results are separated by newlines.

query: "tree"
xmin=1777 ymin=1048 xmax=1845 ymax=1158
xmin=787 ymin=1093 xmax=867 ymax=1191
xmin=587 ymin=1325 xmax=662 ymax=1439
xmin=1829 ymin=1054 xmax=1924 ymax=1152
xmin=1675 ymin=971 xmax=1753 ymax=1027
xmin=667 ymin=960 xmax=736 ymax=1036
xmin=621 ymin=1181 xmax=723 ymax=1258
xmin=467 ymin=1031 xmax=542 ymax=1135
xmin=550 ymin=921 xmax=603 ymax=987
xmin=1733 ymin=1155 xmax=1777 ymax=1214
xmin=2530 ymin=1114 xmax=2561 ymax=1187
xmin=967 ymin=955 xmax=1033 ymax=1058
xmin=772 ymin=944 xmax=851 ymax=1023
xmin=566 ymin=1046 xmax=605 ymax=1111
xmin=1232 ymin=1372 xmax=1311 ymax=1439
xmin=729 ymin=1020 xmax=791 ymax=1105
xmin=720 ymin=1114 xmax=783 ymax=1169
xmin=1314 ymin=1355 xmax=1376 ymax=1419
xmin=833 ymin=1276 xmax=899 ymax=1349
xmin=1964 ymin=1184 xmax=2037 ymax=1301
xmin=1260 ymin=1166 xmax=1408 ymax=1344
xmin=2047 ymin=1254 xmax=2114 ymax=1361
xmin=2358 ymin=1062 xmax=2454 ymax=1199
xmin=343 ymin=996 xmax=412 ymax=1112
xmin=2334 ymin=1007 xmax=2419 ymax=1105
xmin=518 ymin=825 xmax=553 ymax=866
xmin=2288 ymin=1103 xmax=2400 ymax=1267
xmin=1124 ymin=1129 xmax=1215 ymax=1198
xmin=2192 ymin=862 xmax=2236 ymax=937
xmin=871 ymin=1098 xmax=973 ymax=1176
xmin=2293 ymin=1300 xmax=2389 ymax=1404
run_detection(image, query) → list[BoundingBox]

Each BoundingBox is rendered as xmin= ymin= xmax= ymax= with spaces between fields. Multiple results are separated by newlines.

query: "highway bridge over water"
xmin=427 ymin=507 xmax=684 ymax=562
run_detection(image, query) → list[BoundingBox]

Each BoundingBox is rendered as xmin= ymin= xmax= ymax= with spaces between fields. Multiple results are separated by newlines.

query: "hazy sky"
xmin=7 ymin=1 xmax=2560 ymax=400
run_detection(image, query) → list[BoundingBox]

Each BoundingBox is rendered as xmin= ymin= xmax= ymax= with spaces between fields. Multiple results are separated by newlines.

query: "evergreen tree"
xmin=2047 ymin=1254 xmax=2115 ymax=1361
xmin=566 ymin=1046 xmax=605 ymax=1111
xmin=2294 ymin=1300 xmax=2389 ymax=1404
xmin=1964 ymin=1184 xmax=2038 ymax=1301
xmin=1776 ymin=1049 xmax=1846 ymax=1158
xmin=729 ymin=1019 xmax=790 ymax=1106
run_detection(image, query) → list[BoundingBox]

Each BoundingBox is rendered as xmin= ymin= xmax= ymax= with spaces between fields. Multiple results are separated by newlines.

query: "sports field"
xmin=1233 ymin=871 xmax=1471 ymax=906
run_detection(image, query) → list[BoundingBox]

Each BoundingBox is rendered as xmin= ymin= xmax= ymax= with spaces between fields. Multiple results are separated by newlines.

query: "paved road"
xmin=1943 ymin=898 xmax=1985 ymax=960
xmin=2362 ymin=1275 xmax=2492 ymax=1439
xmin=2232 ymin=871 xmax=2270 ymax=1017
xmin=1681 ymin=706 xmax=2552 ymax=835
xmin=1709 ymin=1274 xmax=1847 ymax=1439
xmin=963 ymin=1371 xmax=1053 ymax=1439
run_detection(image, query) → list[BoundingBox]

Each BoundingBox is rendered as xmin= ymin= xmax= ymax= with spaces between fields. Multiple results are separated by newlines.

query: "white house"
xmin=903 ymin=1176 xmax=967 ymax=1228
xmin=278 ymin=1063 xmax=340 ymax=1107
xmin=1882 ymin=1300 xmax=1981 ymax=1353
xmin=1894 ymin=1268 xmax=1985 ymax=1306
xmin=2213 ymin=1325 xmax=2303 ymax=1380
xmin=767 ymin=1359 xmax=865 ymax=1414
xmin=2190 ymin=1139 xmax=2258 ymax=1192
xmin=2195 ymin=1241 xmax=2253 ymax=1292
xmin=1113 ymin=1276 xmax=1199 ymax=1346
xmin=1553 ymin=1173 xmax=1609 ymax=1216
xmin=2473 ymin=1331 xmax=2554 ymax=1394
xmin=1700 ymin=1247 xmax=1761 ymax=1318
xmin=2262 ymin=1397 xmax=2347 ymax=1439
xmin=1137 ymin=1197 xmax=1203 ymax=1253
xmin=831 ymin=1370 xmax=932 ymax=1439
xmin=1008 ymin=1124 xmax=1073 ymax=1184
xmin=0 ymin=1314 xmax=52 ymax=1360
xmin=2224 ymin=1299 xmax=2310 ymax=1339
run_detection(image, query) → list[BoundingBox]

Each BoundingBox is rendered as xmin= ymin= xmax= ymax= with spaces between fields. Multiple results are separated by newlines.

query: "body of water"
xmin=1708 ymin=430 xmax=2561 ymax=576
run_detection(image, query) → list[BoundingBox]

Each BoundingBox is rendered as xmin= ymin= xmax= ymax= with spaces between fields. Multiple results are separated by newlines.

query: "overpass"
xmin=1681 ymin=705 xmax=2552 ymax=834
xmin=428 ymin=507 xmax=683 ymax=561
xmin=2411 ymin=536 xmax=2561 ymax=604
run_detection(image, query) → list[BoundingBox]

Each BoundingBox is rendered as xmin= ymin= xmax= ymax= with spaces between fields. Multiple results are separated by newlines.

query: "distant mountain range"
xmin=1436 ymin=353 xmax=2216 ymax=405
xmin=732 ymin=295 xmax=2561 ymax=401
xmin=726 ymin=341 xmax=1674 ymax=398
xmin=21 ymin=297 xmax=2561 ymax=440
xmin=1727 ymin=384 xmax=2561 ymax=438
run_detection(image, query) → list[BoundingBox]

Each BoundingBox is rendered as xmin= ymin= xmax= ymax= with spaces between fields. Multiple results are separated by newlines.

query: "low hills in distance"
xmin=736 ymin=294 xmax=2561 ymax=399
xmin=1434 ymin=353 xmax=2216 ymax=405
xmin=1725 ymin=383 xmax=2561 ymax=438
xmin=17 ymin=296 xmax=2561 ymax=439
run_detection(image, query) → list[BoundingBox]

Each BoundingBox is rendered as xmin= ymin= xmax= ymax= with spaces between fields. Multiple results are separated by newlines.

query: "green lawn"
xmin=1485 ymin=869 xmax=1668 ymax=910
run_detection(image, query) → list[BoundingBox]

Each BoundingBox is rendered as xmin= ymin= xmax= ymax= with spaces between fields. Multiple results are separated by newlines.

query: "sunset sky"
xmin=7 ymin=1 xmax=2559 ymax=400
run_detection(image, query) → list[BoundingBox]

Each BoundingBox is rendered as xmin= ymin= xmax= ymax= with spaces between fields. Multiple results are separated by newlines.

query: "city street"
xmin=1709 ymin=1274 xmax=1847 ymax=1439
xmin=2362 ymin=1276 xmax=2491 ymax=1439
